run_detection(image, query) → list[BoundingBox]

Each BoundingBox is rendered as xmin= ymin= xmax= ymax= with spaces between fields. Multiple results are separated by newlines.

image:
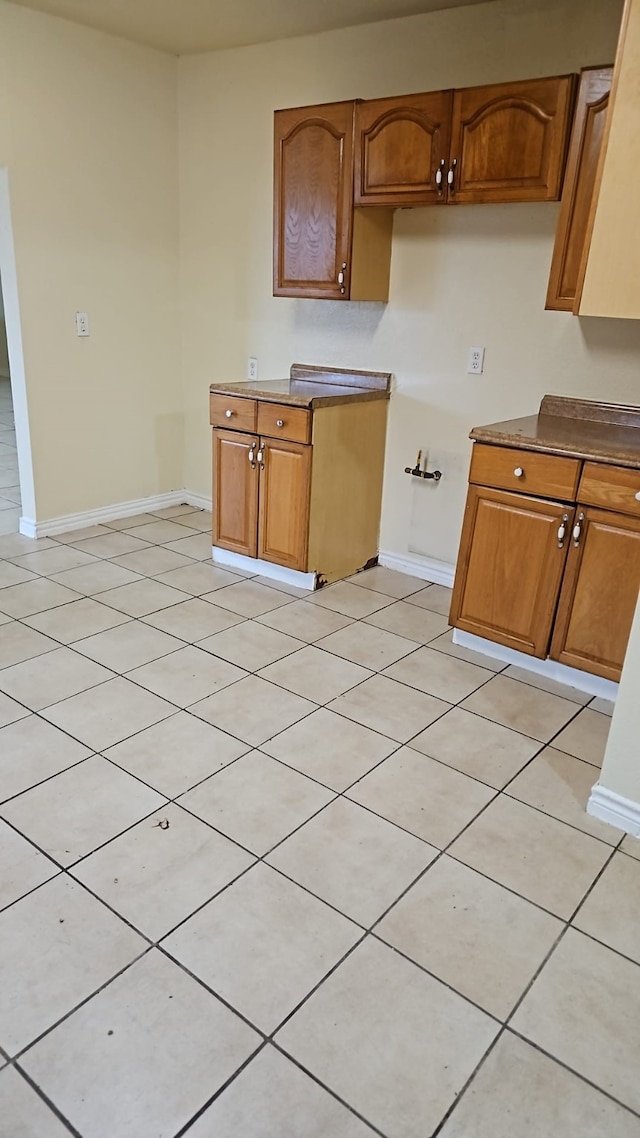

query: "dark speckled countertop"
xmin=210 ymin=363 xmax=391 ymax=410
xmin=471 ymin=395 xmax=640 ymax=469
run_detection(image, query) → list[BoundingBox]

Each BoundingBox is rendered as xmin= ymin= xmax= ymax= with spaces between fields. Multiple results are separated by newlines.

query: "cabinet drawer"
xmin=210 ymin=394 xmax=257 ymax=432
xmin=469 ymin=444 xmax=580 ymax=500
xmin=258 ymin=402 xmax=311 ymax=444
xmin=578 ymin=462 xmax=640 ymax=518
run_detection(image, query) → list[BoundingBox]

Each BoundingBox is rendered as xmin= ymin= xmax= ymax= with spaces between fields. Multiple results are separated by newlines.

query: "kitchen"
xmin=1 ymin=0 xmax=640 ymax=1134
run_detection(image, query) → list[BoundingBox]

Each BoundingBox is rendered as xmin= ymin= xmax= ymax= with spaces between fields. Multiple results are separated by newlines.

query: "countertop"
xmin=210 ymin=363 xmax=391 ymax=410
xmin=471 ymin=395 xmax=640 ymax=468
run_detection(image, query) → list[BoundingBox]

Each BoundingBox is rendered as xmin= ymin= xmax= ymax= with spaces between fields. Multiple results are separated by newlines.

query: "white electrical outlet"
xmin=75 ymin=311 xmax=90 ymax=337
xmin=247 ymin=356 xmax=258 ymax=381
xmin=467 ymin=346 xmax=485 ymax=374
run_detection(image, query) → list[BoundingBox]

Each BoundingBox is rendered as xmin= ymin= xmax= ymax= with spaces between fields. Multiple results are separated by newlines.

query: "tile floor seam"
xmin=6 ymin=942 xmax=153 ymax=1065
xmin=268 ymin=1038 xmax=392 ymax=1138
xmin=0 ymin=749 xmax=96 ymax=810
xmin=10 ymin=1063 xmax=81 ymax=1137
xmin=504 ymin=1026 xmax=640 ymax=1122
xmin=171 ymin=1039 xmax=270 ymax=1138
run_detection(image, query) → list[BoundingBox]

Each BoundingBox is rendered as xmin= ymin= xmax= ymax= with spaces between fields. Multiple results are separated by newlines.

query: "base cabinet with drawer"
xmin=210 ymin=371 xmax=390 ymax=584
xmin=450 ymin=407 xmax=640 ymax=682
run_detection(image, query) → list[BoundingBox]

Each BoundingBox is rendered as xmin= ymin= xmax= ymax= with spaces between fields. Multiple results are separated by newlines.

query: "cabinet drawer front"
xmin=210 ymin=394 xmax=257 ymax=432
xmin=469 ymin=444 xmax=580 ymax=500
xmin=578 ymin=462 xmax=640 ymax=518
xmin=258 ymin=402 xmax=311 ymax=443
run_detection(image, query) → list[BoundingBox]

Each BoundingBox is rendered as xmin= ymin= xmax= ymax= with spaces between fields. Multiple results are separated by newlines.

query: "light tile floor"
xmin=0 ymin=377 xmax=20 ymax=535
xmin=0 ymin=513 xmax=638 ymax=1138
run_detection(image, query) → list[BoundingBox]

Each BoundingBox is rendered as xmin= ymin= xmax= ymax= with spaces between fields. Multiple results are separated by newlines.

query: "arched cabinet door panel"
xmin=354 ymin=90 xmax=453 ymax=206
xmin=546 ymin=66 xmax=613 ymax=312
xmin=449 ymin=75 xmax=575 ymax=203
xmin=274 ymin=101 xmax=355 ymax=299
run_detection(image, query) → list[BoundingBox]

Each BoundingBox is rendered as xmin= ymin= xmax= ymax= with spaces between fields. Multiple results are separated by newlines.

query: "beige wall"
xmin=179 ymin=0 xmax=640 ymax=567
xmin=0 ymin=0 xmax=181 ymax=520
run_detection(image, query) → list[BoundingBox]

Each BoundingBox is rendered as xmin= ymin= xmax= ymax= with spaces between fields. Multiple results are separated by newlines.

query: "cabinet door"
xmin=258 ymin=438 xmax=311 ymax=572
xmin=273 ymin=102 xmax=355 ymax=299
xmin=354 ymin=91 xmax=453 ymax=206
xmin=449 ymin=75 xmax=575 ymax=203
xmin=550 ymin=507 xmax=640 ymax=681
xmin=546 ymin=66 xmax=612 ymax=312
xmin=449 ymin=486 xmax=573 ymax=657
xmin=212 ymin=429 xmax=259 ymax=558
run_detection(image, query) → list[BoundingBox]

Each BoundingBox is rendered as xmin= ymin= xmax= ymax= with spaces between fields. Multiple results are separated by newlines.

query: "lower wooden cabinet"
xmin=449 ymin=486 xmax=572 ymax=657
xmin=450 ymin=442 xmax=640 ymax=681
xmin=211 ymin=387 xmax=390 ymax=583
xmin=213 ymin=429 xmax=311 ymax=572
xmin=550 ymin=507 xmax=640 ymax=680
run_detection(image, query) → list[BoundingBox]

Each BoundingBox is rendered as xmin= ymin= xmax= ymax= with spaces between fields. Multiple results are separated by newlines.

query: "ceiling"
xmin=4 ymin=0 xmax=493 ymax=55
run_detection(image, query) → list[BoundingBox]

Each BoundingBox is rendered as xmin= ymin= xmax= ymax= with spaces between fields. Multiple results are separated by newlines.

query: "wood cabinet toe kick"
xmin=450 ymin=396 xmax=640 ymax=683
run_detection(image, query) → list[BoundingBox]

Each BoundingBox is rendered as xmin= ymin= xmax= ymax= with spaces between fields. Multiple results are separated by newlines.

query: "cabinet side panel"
xmin=450 ymin=486 xmax=572 ymax=657
xmin=349 ymin=208 xmax=394 ymax=302
xmin=579 ymin=0 xmax=640 ymax=317
xmin=308 ymin=400 xmax=389 ymax=584
xmin=212 ymin=429 xmax=258 ymax=558
xmin=551 ymin=508 xmax=640 ymax=680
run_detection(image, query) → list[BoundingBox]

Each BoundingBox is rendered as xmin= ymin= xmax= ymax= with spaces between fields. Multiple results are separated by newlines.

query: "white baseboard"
xmin=19 ymin=489 xmax=209 ymax=539
xmin=453 ymin=629 xmax=619 ymax=701
xmin=588 ymin=784 xmax=640 ymax=838
xmin=378 ymin=550 xmax=456 ymax=588
xmin=212 ymin=545 xmax=316 ymax=590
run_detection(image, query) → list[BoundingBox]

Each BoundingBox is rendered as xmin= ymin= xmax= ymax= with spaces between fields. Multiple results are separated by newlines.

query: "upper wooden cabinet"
xmin=577 ymin=0 xmax=640 ymax=318
xmin=274 ymin=74 xmax=575 ymax=299
xmin=273 ymin=101 xmax=393 ymax=300
xmin=546 ymin=66 xmax=612 ymax=312
xmin=449 ymin=76 xmax=575 ymax=204
xmin=352 ymin=76 xmax=574 ymax=208
xmin=354 ymin=91 xmax=453 ymax=207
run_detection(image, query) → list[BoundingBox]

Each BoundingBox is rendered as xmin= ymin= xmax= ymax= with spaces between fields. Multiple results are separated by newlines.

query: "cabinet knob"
xmin=513 ymin=467 xmax=524 ymax=478
xmin=636 ymin=491 xmax=640 ymax=501
xmin=447 ymin=158 xmax=457 ymax=194
xmin=276 ymin=419 xmax=284 ymax=428
xmin=557 ymin=512 xmax=569 ymax=549
xmin=225 ymin=409 xmax=233 ymax=419
xmin=337 ymin=261 xmax=347 ymax=294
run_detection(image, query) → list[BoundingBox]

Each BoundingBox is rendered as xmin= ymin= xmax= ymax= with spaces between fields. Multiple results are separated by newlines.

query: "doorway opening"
xmin=0 ymin=274 xmax=21 ymax=533
xmin=0 ymin=166 xmax=35 ymax=536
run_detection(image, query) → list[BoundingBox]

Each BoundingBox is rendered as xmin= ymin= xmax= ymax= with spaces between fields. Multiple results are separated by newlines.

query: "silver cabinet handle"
xmin=248 ymin=447 xmax=256 ymax=469
xmin=225 ymin=409 xmax=233 ymax=419
xmin=636 ymin=491 xmax=640 ymax=502
xmin=447 ymin=158 xmax=457 ymax=194
xmin=573 ymin=511 xmax=584 ymax=547
xmin=276 ymin=419 xmax=284 ymax=428
xmin=435 ymin=158 xmax=446 ymax=195
xmin=557 ymin=513 xmax=569 ymax=549
xmin=257 ymin=447 xmax=265 ymax=471
xmin=337 ymin=262 xmax=347 ymax=294
xmin=514 ymin=467 xmax=524 ymax=478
